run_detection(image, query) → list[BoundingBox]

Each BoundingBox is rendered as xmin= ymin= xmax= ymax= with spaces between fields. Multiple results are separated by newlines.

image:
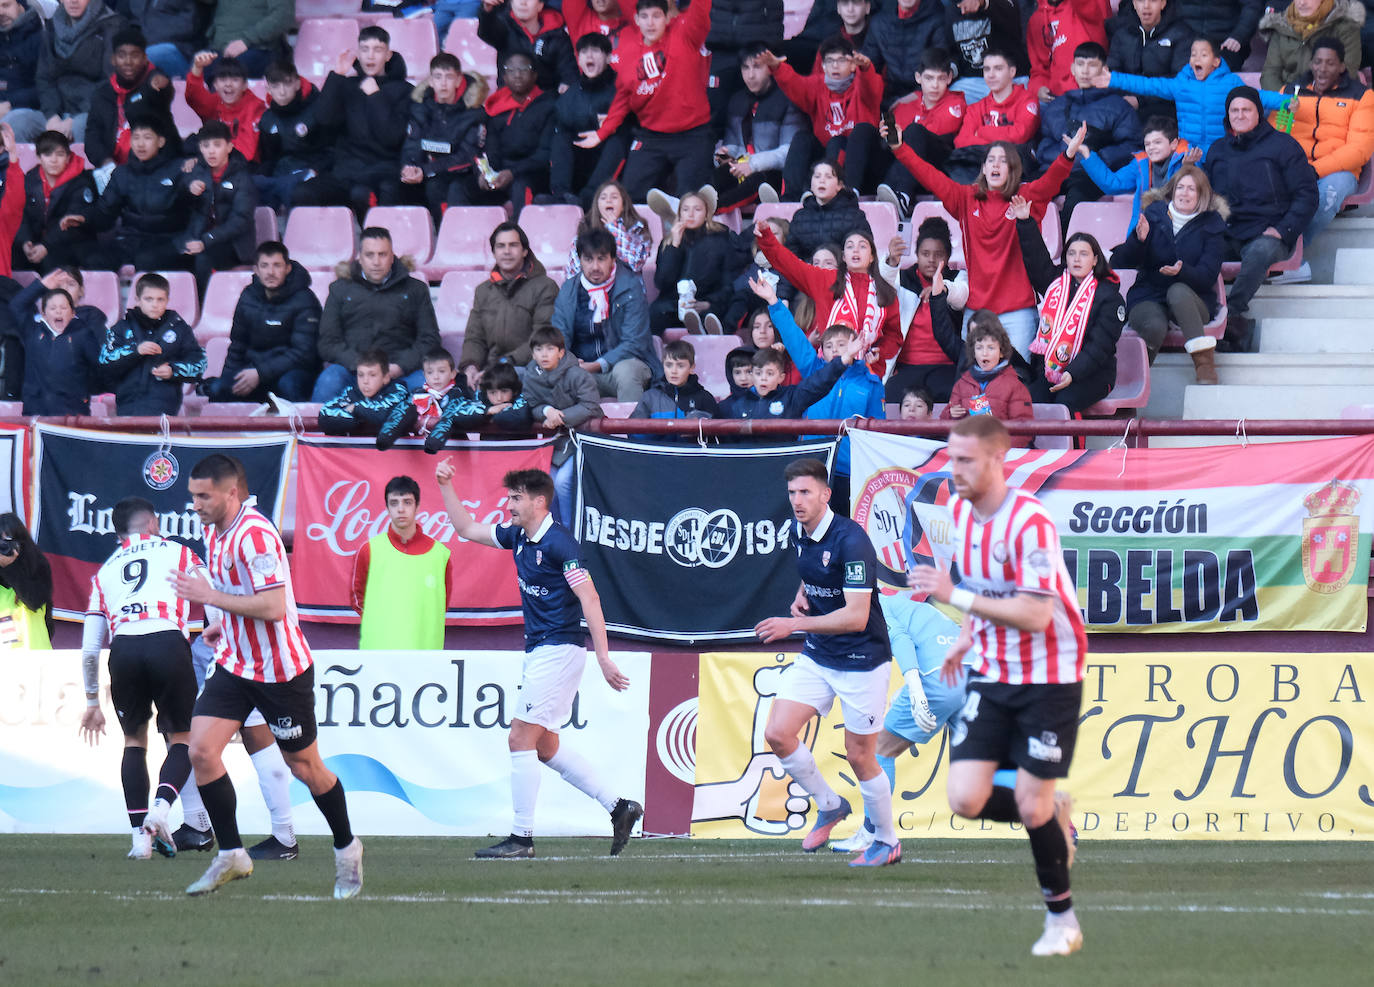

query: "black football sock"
xmin=1027 ymin=816 xmax=1072 ymax=913
xmin=312 ymin=779 xmax=355 ymax=850
xmin=197 ymin=773 xmax=243 ymax=851
xmin=121 ymin=747 xmax=149 ymax=828
xmin=975 ymin=785 xmax=1020 ymax=824
xmin=154 ymin=743 xmax=192 ymax=806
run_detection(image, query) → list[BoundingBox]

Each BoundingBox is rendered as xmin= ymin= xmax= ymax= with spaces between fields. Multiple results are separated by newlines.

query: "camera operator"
xmin=0 ymin=512 xmax=54 ymax=649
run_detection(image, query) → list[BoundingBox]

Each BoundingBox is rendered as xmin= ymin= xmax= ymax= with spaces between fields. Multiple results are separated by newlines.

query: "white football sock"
xmin=510 ymin=749 xmax=540 ymax=837
xmin=859 ymin=772 xmax=897 ymax=845
xmin=250 ymin=745 xmax=296 ymax=846
xmin=544 ymin=747 xmax=618 ymax=812
xmin=778 ymin=746 xmax=841 ymax=811
xmin=179 ymin=768 xmax=212 ymax=831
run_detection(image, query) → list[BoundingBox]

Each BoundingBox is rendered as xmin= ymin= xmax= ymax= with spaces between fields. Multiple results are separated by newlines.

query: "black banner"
xmin=574 ymin=435 xmax=838 ymax=642
xmin=33 ymin=425 xmax=294 ymax=618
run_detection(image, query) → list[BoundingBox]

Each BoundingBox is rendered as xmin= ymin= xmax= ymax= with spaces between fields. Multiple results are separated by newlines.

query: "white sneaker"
xmin=1031 ymin=915 xmax=1083 ymax=957
xmin=830 ymin=824 xmax=875 ymax=853
xmin=757 ymin=182 xmax=780 ymax=204
xmin=128 ymin=831 xmax=152 ymax=860
xmin=1054 ymin=790 xmax=1076 ymax=869
xmin=142 ymin=804 xmax=176 ymax=858
xmin=1268 ymin=261 xmax=1311 ymax=285
xmin=334 ymin=837 xmax=364 ymax=900
xmin=186 ymin=849 xmax=253 ymax=896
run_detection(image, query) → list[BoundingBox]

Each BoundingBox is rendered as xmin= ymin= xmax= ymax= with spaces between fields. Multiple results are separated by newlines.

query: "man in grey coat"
xmin=552 ymin=228 xmax=662 ymax=403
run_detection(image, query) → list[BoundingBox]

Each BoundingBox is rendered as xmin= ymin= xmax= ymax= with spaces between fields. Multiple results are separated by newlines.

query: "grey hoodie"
xmin=522 ymin=349 xmax=603 ymax=464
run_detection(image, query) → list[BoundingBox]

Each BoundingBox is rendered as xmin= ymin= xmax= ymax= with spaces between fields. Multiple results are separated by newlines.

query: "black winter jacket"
xmin=1109 ymin=197 xmax=1227 ymax=315
xmin=720 ymin=357 xmax=846 ymax=419
xmin=720 ymin=79 xmax=806 ymax=175
xmin=318 ymin=379 xmax=409 ymax=435
xmin=12 ymin=310 xmax=101 ymax=415
xmin=318 ymin=258 xmax=442 ymax=375
xmin=1173 ymin=0 xmax=1264 ymax=51
xmin=478 ymin=3 xmax=576 ymax=93
xmin=100 ymin=307 xmax=206 ymax=415
xmin=17 ymin=163 xmax=98 ymax=251
xmin=180 ymin=150 xmax=258 ymax=262
xmin=784 ymin=187 xmax=872 ymax=262
xmin=0 ymin=8 xmax=42 ymax=111
xmin=1203 ymin=120 xmax=1318 ymax=248
xmin=85 ymin=66 xmax=179 ymax=168
xmin=36 ymin=2 xmax=124 ymax=118
xmin=1037 ymin=87 xmax=1142 ymax=171
xmin=403 ymin=76 xmax=489 ymax=178
xmin=863 ymin=0 xmax=952 ymax=103
xmin=1016 ymin=217 xmax=1124 ymax=407
xmin=654 ymin=227 xmax=742 ymax=320
xmin=257 ymin=81 xmax=334 ymax=176
xmin=312 ymin=53 xmax=413 ymax=176
xmin=946 ymin=0 xmax=1029 ymax=82
xmin=706 ymin=0 xmax=784 ymax=48
xmin=84 ymin=147 xmax=189 ymax=237
xmin=1107 ymin=10 xmax=1193 ymax=80
xmin=554 ymin=69 xmax=616 ymax=139
xmin=127 ymin=0 xmax=204 ymax=57
xmin=485 ymin=88 xmax=556 ymax=180
xmin=224 ymin=262 xmax=322 ymax=384
xmin=630 ymin=374 xmax=720 ymax=419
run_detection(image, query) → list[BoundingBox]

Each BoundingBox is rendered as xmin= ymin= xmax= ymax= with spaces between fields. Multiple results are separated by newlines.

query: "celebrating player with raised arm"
xmin=171 ymin=455 xmax=363 ymax=899
xmin=754 ymin=458 xmax=899 ymax=868
xmin=80 ymin=497 xmax=204 ymax=860
xmin=909 ymin=415 xmax=1086 ymax=957
xmin=435 ymin=459 xmax=643 ymax=859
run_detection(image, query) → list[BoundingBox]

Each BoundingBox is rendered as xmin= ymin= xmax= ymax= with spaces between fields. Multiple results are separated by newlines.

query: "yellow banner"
xmin=691 ymin=651 xmax=1374 ymax=840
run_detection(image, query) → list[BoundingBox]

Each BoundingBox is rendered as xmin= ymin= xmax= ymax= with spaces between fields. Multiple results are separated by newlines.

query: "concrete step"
xmin=1254 ymin=318 xmax=1374 ymax=353
xmin=1142 ymin=352 xmax=1374 ymax=419
xmin=1181 ymin=383 xmax=1374 ymax=420
xmin=1249 ymin=283 xmax=1374 ymax=322
xmin=1295 ymin=218 xmax=1374 ymax=283
xmin=1332 ymin=247 xmax=1374 ymax=285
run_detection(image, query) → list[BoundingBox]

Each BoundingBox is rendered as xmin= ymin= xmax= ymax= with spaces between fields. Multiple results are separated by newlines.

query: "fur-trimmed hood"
xmin=1141 ymin=187 xmax=1231 ymax=221
xmin=334 ymin=254 xmax=419 ymax=284
xmin=409 ymin=71 xmax=489 ymax=109
xmin=1260 ymin=0 xmax=1365 ymax=36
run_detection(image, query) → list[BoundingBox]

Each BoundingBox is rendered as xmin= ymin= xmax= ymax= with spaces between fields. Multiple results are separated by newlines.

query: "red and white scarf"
xmin=581 ymin=268 xmax=617 ymax=324
xmin=825 ymin=273 xmax=881 ymax=352
xmin=1032 ymin=272 xmax=1097 ymax=383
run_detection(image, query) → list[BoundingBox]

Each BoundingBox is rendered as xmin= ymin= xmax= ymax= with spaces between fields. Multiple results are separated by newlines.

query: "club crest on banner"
xmin=1301 ymin=480 xmax=1361 ymax=594
xmin=142 ymin=450 xmax=179 ymax=491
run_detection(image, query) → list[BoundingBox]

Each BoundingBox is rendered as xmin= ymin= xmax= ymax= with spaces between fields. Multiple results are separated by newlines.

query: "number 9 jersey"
xmin=87 ymin=533 xmax=206 ymax=639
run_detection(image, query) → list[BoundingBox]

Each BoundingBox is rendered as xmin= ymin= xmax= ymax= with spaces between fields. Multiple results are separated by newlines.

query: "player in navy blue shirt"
xmin=436 ymin=461 xmax=643 ymax=859
xmin=754 ymin=458 xmax=900 ymax=867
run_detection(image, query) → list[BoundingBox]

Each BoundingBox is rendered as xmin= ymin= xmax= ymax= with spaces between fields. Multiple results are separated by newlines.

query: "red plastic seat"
xmin=197 ymin=271 xmax=254 ymax=340
xmin=295 ymin=18 xmax=362 ymax=84
xmin=1082 ymin=331 xmax=1151 ymax=416
xmin=600 ymin=401 xmax=637 ymax=417
xmin=859 ymin=201 xmax=898 ymax=253
xmin=125 ymin=270 xmax=200 ymax=325
xmin=82 ymin=270 xmax=122 ymax=325
xmin=254 ymin=205 xmax=278 ymax=247
xmin=1030 ymin=402 xmax=1072 ymax=450
xmin=203 ymin=336 xmax=231 ymax=377
xmin=382 ymin=17 xmax=438 ymax=81
xmin=284 ymin=206 xmax=359 ymax=270
xmin=442 ymin=16 xmax=497 ymax=82
xmin=683 ymin=334 xmax=747 ymax=401
xmin=1066 ymin=199 xmax=1134 ymax=258
xmin=521 ymin=204 xmax=582 ymax=274
xmin=363 ymin=206 xmax=435 ymax=265
xmin=909 ymin=200 xmax=963 ymax=266
xmin=15 ymin=143 xmax=36 ymax=172
xmin=307 ymin=273 xmax=335 ymax=312
xmin=435 ymin=269 xmax=492 ymax=333
xmin=424 ymin=206 xmax=508 ymax=278
xmin=752 ymin=202 xmax=802 ymax=232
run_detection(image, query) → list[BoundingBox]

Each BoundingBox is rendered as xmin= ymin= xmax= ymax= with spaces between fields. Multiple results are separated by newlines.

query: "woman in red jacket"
xmin=891 ymin=122 xmax=1088 ymax=359
xmin=754 ymin=221 xmax=901 ymax=374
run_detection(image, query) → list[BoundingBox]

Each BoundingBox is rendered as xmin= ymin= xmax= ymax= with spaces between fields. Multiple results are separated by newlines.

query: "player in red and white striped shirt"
xmin=910 ymin=415 xmax=1086 ymax=958
xmin=171 ymin=454 xmax=363 ymax=900
xmin=79 ymin=497 xmax=203 ymax=860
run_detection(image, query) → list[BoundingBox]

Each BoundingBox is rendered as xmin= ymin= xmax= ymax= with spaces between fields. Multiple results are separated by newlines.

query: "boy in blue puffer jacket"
xmin=1096 ymin=38 xmax=1289 ymax=158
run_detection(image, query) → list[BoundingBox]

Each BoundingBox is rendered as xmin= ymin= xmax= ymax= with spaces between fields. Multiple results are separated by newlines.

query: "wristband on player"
xmin=948 ymin=587 xmax=976 ymax=613
xmin=85 ymin=695 xmax=99 ymax=708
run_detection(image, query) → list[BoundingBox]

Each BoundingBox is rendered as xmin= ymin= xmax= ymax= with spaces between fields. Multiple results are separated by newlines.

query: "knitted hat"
xmin=1225 ymin=85 xmax=1264 ymax=117
xmin=112 ymin=25 xmax=147 ymax=51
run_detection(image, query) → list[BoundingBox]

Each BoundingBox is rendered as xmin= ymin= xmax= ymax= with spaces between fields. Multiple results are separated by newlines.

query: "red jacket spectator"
xmin=893 ymin=144 xmax=1073 ymax=313
xmin=892 ymin=88 xmax=967 ymax=136
xmin=1027 ymin=0 xmax=1111 ymax=99
xmin=772 ymin=59 xmax=883 ymax=143
xmin=186 ymin=71 xmax=266 ymax=163
xmin=955 ymin=84 xmax=1042 ymax=147
xmin=596 ymin=0 xmax=713 ymax=139
xmin=563 ymin=0 xmax=636 ymax=57
xmin=941 ymin=363 xmax=1032 ymax=427
xmin=0 ymin=158 xmax=26 ymax=278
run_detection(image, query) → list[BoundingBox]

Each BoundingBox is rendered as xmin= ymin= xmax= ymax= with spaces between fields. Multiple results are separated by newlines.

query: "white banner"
xmin=1 ymin=651 xmax=651 ymax=837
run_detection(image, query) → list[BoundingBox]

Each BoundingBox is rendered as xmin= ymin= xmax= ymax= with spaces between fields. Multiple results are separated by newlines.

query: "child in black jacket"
xmin=99 ymin=273 xmax=205 ymax=416
xmin=422 ymin=361 xmax=533 ymax=453
xmin=318 ymin=348 xmax=411 ymax=436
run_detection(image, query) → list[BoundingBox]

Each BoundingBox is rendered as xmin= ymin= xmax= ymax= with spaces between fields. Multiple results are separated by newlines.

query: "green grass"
xmin=2 ymin=836 xmax=1372 ymax=985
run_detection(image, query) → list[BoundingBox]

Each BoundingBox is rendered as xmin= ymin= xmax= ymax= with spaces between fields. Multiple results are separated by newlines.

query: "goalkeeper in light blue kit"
xmin=831 ymin=592 xmax=1018 ymax=852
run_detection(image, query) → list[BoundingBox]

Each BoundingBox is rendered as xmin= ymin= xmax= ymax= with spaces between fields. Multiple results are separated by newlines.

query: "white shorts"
xmin=516 ymin=643 xmax=587 ymax=731
xmin=775 ymin=654 xmax=890 ymax=735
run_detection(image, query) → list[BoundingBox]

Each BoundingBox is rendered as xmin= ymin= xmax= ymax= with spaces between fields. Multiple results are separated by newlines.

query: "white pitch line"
xmin=5 ymin=887 xmax=1374 ymax=917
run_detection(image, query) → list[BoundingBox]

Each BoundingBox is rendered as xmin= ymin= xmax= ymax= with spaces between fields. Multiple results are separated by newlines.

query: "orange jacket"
xmin=1277 ymin=74 xmax=1374 ymax=178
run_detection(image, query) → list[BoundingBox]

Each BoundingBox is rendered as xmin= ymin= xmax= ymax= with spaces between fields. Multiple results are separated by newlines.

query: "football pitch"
xmin=3 ymin=836 xmax=1371 ymax=985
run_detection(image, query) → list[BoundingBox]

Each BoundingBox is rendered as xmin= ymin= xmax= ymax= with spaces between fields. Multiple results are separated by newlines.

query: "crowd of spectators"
xmin=0 ymin=0 xmax=1369 ymax=447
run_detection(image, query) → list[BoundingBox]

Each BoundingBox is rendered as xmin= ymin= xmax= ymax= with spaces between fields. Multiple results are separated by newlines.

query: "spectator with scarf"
xmin=1010 ymin=194 xmax=1125 ymax=412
